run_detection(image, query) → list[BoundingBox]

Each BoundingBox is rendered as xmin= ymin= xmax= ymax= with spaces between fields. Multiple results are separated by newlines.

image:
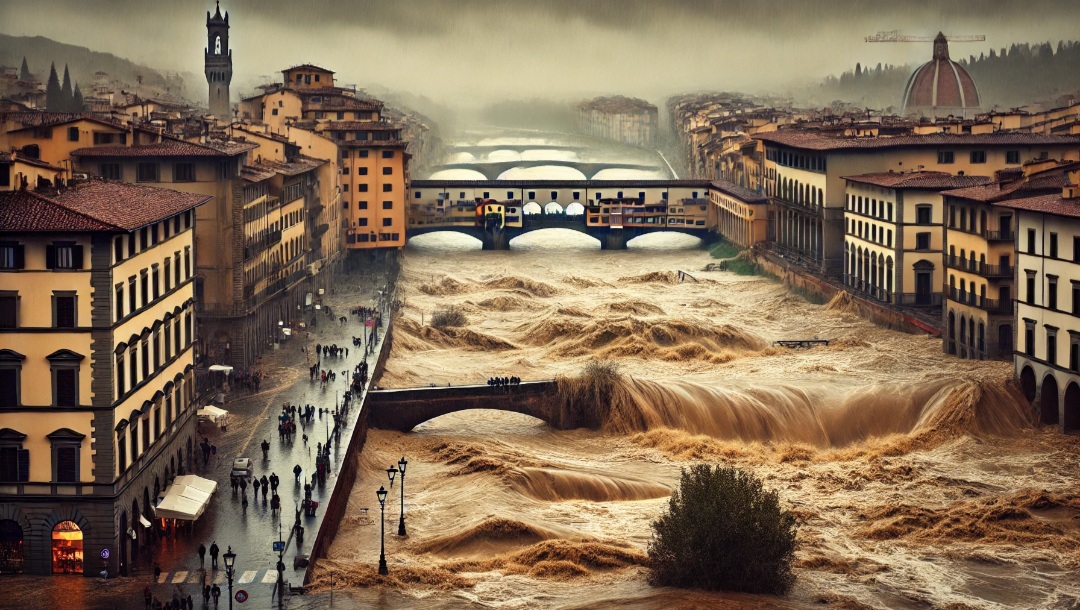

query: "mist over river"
xmin=306 ymin=229 xmax=1080 ymax=610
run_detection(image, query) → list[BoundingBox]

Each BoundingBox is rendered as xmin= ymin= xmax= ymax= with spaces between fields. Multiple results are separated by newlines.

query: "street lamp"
xmin=223 ymin=546 xmax=236 ymax=610
xmin=376 ymin=486 xmax=389 ymax=575
xmin=396 ymin=456 xmax=408 ymax=536
xmin=386 ymin=465 xmax=396 ymax=488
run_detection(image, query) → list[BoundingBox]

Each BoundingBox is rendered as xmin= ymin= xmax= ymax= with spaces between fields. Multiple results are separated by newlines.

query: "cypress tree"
xmin=19 ymin=56 xmax=30 ymax=81
xmin=73 ymin=84 xmax=84 ymax=112
xmin=45 ymin=63 xmax=62 ymax=112
xmin=60 ymin=64 xmax=74 ymax=112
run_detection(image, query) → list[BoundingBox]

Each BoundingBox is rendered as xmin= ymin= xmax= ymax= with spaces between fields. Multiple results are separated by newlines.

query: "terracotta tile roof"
xmin=0 ymin=180 xmax=209 ymax=232
xmin=339 ymin=139 xmax=408 ymax=149
xmin=254 ymin=156 xmax=324 ymax=177
xmin=709 ymin=179 xmax=768 ymax=203
xmin=995 ymin=193 xmax=1080 ymax=218
xmin=199 ymin=139 xmax=260 ymax=155
xmin=71 ymin=139 xmax=250 ymax=158
xmin=284 ymin=64 xmax=335 ymax=74
xmin=0 ymin=151 xmax=64 ymax=171
xmin=944 ymin=171 xmax=1070 ymax=202
xmin=754 ymin=130 xmax=1080 ymax=151
xmin=2 ymin=111 xmax=126 ymax=131
xmin=844 ymin=171 xmax=992 ymax=190
xmin=241 ymin=165 xmax=276 ymax=183
xmin=319 ymin=121 xmax=400 ymax=131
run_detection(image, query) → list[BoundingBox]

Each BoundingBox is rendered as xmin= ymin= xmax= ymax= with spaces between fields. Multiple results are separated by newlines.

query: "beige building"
xmin=0 ymin=179 xmax=208 ymax=575
xmin=707 ymin=179 xmax=770 ymax=247
xmin=238 ymin=65 xmax=409 ymax=253
xmin=999 ymin=167 xmax=1080 ymax=431
xmin=754 ymin=131 xmax=1080 ymax=277
xmin=843 ymin=172 xmax=990 ymax=308
xmin=0 ymin=151 xmax=64 ymax=190
xmin=70 ymin=137 xmax=320 ymax=367
xmin=577 ymin=96 xmax=658 ymax=147
xmin=941 ymin=160 xmax=1078 ymax=359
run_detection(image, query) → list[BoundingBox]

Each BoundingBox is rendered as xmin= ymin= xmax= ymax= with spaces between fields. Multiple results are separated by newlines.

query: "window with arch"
xmin=214 ymin=35 xmax=222 ymax=55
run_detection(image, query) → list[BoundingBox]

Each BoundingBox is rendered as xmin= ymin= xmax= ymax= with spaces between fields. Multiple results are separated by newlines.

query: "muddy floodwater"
xmin=313 ymin=231 xmax=1080 ymax=610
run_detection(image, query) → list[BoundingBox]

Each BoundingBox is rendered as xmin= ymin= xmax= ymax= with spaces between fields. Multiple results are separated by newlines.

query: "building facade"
xmin=0 ymin=180 xmax=208 ymax=575
xmin=1001 ymin=167 xmax=1080 ymax=431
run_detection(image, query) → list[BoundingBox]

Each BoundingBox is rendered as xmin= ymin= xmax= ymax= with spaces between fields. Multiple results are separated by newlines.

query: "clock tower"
xmin=204 ymin=1 xmax=232 ymax=119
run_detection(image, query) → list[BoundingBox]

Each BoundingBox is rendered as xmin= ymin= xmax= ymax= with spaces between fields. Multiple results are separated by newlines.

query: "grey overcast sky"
xmin=1 ymin=0 xmax=1077 ymax=106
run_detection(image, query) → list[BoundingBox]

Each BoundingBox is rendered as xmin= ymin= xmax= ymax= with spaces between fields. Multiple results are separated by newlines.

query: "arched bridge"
xmin=431 ymin=160 xmax=663 ymax=180
xmin=365 ymin=381 xmax=561 ymax=432
xmin=446 ymin=144 xmax=588 ymax=156
xmin=406 ymin=215 xmax=711 ymax=250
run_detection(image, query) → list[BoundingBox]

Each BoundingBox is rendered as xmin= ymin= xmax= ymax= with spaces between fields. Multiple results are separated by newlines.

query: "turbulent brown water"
xmin=318 ymin=230 xmax=1080 ymax=610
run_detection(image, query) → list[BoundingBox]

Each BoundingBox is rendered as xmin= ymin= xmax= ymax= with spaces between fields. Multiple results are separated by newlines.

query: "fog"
xmin=2 ymin=0 xmax=1078 ymax=109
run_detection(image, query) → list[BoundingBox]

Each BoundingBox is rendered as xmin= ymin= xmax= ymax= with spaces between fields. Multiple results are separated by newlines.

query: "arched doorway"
xmin=1064 ymin=382 xmax=1080 ymax=432
xmin=0 ymin=519 xmax=23 ymax=573
xmin=1020 ymin=366 xmax=1037 ymax=403
xmin=1041 ymin=374 xmax=1060 ymax=426
xmin=51 ymin=521 xmax=83 ymax=574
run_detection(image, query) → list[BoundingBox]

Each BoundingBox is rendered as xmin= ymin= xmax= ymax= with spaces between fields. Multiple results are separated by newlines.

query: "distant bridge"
xmin=446 ymin=144 xmax=589 ymax=155
xmin=366 ymin=381 xmax=561 ymax=432
xmin=407 ymin=214 xmax=710 ymax=250
xmin=431 ymin=160 xmax=664 ymax=180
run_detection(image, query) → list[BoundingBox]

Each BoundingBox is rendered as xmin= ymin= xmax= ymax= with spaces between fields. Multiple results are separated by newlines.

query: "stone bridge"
xmin=431 ymin=160 xmax=663 ymax=180
xmin=446 ymin=144 xmax=588 ymax=155
xmin=365 ymin=381 xmax=561 ymax=432
xmin=406 ymin=215 xmax=711 ymax=250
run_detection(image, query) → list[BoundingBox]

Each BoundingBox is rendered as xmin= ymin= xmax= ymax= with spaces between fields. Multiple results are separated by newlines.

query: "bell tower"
xmin=204 ymin=1 xmax=232 ymax=120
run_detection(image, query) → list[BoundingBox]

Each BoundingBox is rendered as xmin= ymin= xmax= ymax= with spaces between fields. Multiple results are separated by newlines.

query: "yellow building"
xmin=707 ymin=179 xmax=770 ymax=247
xmin=843 ymin=172 xmax=991 ymax=308
xmin=238 ymin=64 xmax=410 ymax=252
xmin=1000 ymin=167 xmax=1080 ymax=431
xmin=941 ymin=160 xmax=1078 ymax=360
xmin=0 ymin=114 xmax=130 ymax=171
xmin=754 ymin=130 xmax=1080 ymax=276
xmin=0 ymin=151 xmax=64 ymax=190
xmin=69 ymin=137 xmax=319 ymax=368
xmin=0 ymin=179 xmax=209 ymax=576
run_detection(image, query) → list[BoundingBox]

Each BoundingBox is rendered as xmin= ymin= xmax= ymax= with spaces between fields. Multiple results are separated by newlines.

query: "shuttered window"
xmin=55 ymin=447 xmax=78 ymax=482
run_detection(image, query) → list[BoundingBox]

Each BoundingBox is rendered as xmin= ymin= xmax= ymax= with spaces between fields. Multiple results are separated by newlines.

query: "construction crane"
xmin=865 ymin=31 xmax=985 ymax=43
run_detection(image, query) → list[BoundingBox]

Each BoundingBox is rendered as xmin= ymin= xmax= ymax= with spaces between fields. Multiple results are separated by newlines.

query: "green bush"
xmin=708 ymin=241 xmax=743 ymax=260
xmin=648 ymin=464 xmax=798 ymax=594
xmin=717 ymin=258 xmax=762 ymax=276
xmin=430 ymin=306 xmax=468 ymax=328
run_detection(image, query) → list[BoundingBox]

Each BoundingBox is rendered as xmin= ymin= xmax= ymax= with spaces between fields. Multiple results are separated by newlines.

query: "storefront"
xmin=51 ymin=521 xmax=83 ymax=574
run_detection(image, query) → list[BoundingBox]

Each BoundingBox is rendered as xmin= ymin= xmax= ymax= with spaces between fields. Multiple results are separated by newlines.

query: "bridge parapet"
xmin=366 ymin=381 xmax=560 ymax=431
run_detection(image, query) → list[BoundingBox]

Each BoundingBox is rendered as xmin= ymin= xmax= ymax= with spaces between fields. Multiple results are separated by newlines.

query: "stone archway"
xmin=51 ymin=521 xmax=83 ymax=574
xmin=1041 ymin=374 xmax=1060 ymax=426
xmin=1064 ymin=382 xmax=1080 ymax=432
xmin=1019 ymin=365 xmax=1037 ymax=403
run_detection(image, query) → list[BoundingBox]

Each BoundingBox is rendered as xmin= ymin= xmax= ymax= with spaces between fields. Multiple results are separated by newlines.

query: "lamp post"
xmin=396 ymin=456 xmax=407 ymax=536
xmin=223 ymin=546 xmax=236 ymax=610
xmin=376 ymin=486 xmax=388 ymax=575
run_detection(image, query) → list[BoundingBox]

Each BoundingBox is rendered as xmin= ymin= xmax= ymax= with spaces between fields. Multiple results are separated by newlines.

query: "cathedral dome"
xmin=901 ymin=33 xmax=981 ymax=117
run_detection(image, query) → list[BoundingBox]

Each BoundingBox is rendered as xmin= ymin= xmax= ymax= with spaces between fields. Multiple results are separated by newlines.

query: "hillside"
xmin=0 ymin=34 xmax=186 ymax=99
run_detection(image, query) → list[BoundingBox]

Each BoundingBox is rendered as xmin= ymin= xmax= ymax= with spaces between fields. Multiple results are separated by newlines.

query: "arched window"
xmin=214 ymin=35 xmax=222 ymax=55
xmin=51 ymin=521 xmax=83 ymax=574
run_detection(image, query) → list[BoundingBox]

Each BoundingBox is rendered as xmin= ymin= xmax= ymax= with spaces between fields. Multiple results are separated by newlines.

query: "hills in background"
xmin=803 ymin=40 xmax=1080 ymax=111
xmin=0 ymin=34 xmax=187 ymax=100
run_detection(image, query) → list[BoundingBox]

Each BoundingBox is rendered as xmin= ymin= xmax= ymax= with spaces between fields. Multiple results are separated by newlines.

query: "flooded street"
xmin=313 ymin=231 xmax=1080 ymax=610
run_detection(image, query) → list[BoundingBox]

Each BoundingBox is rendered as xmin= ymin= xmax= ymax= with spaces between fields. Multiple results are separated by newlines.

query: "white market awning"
xmin=197 ymin=405 xmax=229 ymax=424
xmin=155 ymin=475 xmax=218 ymax=521
xmin=208 ymin=365 xmax=233 ymax=375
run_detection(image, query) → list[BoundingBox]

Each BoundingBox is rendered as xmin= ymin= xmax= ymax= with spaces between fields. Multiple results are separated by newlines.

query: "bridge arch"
xmin=565 ymin=202 xmax=585 ymax=216
xmin=544 ymin=202 xmax=565 ymax=215
xmin=366 ymin=382 xmax=561 ymax=432
xmin=522 ymin=202 xmax=542 ymax=215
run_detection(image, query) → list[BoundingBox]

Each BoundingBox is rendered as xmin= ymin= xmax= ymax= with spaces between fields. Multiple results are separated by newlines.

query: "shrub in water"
xmin=430 ymin=306 xmax=468 ymax=328
xmin=648 ymin=464 xmax=798 ymax=594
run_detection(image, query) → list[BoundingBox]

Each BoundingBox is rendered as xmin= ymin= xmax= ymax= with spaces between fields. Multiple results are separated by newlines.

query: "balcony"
xmin=984 ymin=230 xmax=1013 ymax=242
xmin=312 ymin=223 xmax=330 ymax=237
xmin=946 ymin=255 xmax=1012 ymax=278
xmin=945 ymin=288 xmax=1013 ymax=314
xmin=896 ymin=293 xmax=943 ymax=307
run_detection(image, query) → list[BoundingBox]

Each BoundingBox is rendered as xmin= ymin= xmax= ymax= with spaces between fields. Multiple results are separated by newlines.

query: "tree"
xmin=45 ymin=63 xmax=62 ymax=112
xmin=648 ymin=464 xmax=798 ymax=594
xmin=60 ymin=64 xmax=74 ymax=112
xmin=73 ymin=84 xmax=84 ymax=112
xmin=19 ymin=56 xmax=30 ymax=81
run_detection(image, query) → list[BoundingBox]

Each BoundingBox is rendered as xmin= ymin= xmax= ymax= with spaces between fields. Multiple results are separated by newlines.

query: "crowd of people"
xmin=233 ymin=368 xmax=264 ymax=392
xmin=488 ymin=376 xmax=521 ymax=387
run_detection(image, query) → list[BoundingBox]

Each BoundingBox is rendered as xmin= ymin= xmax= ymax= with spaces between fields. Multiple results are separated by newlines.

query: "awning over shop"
xmin=208 ymin=364 xmax=233 ymax=375
xmin=197 ymin=405 xmax=229 ymax=426
xmin=154 ymin=474 xmax=218 ymax=521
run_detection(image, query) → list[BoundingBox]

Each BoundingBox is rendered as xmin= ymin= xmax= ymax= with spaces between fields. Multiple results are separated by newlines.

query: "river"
xmin=308 ymin=130 xmax=1080 ymax=609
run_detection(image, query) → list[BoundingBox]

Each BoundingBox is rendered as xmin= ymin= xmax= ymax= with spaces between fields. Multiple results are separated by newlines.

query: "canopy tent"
xmin=154 ymin=474 xmax=217 ymax=521
xmin=197 ymin=405 xmax=229 ymax=427
xmin=208 ymin=365 xmax=233 ymax=375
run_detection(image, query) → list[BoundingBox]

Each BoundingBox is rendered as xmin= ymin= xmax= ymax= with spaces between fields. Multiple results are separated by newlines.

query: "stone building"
xmin=0 ymin=179 xmax=208 ymax=575
xmin=577 ymin=96 xmax=658 ymax=147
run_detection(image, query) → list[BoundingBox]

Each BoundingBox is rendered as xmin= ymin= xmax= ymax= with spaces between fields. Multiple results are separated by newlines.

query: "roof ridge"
xmin=27 ymin=188 xmax=124 ymax=231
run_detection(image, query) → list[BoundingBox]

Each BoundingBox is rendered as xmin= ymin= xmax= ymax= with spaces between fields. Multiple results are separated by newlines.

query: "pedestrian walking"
xmin=144 ymin=585 xmax=152 ymax=610
xmin=211 ymin=584 xmax=220 ymax=608
xmin=252 ymin=476 xmax=260 ymax=500
xmin=197 ymin=542 xmax=206 ymax=567
xmin=261 ymin=439 xmax=270 ymax=460
xmin=209 ymin=541 xmax=219 ymax=569
xmin=293 ymin=463 xmax=302 ymax=482
xmin=269 ymin=472 xmax=279 ymax=492
xmin=154 ymin=563 xmax=162 ymax=582
xmin=203 ymin=585 xmax=211 ymax=607
xmin=260 ymin=474 xmax=269 ymax=495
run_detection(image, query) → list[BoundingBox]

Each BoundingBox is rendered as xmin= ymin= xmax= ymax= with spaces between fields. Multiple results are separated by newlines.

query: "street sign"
xmin=100 ymin=548 xmax=110 ymax=559
xmin=235 ymin=590 xmax=248 ymax=603
xmin=273 ymin=541 xmax=285 ymax=552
